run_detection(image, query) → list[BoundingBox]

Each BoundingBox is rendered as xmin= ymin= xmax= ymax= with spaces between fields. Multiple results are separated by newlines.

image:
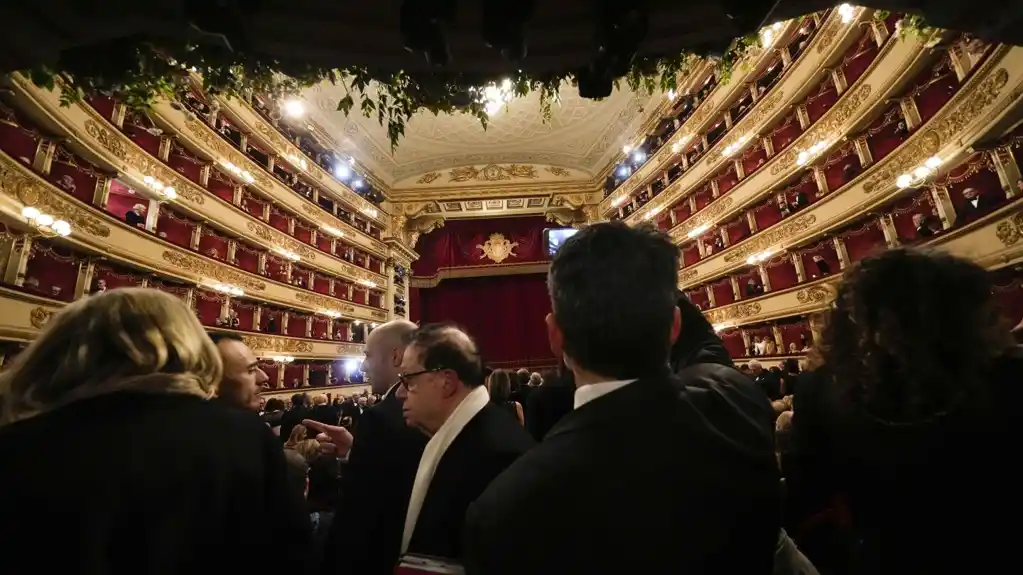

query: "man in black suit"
xmin=464 ymin=222 xmax=780 ymax=574
xmin=310 ymin=319 xmax=425 ymax=575
xmin=396 ymin=323 xmax=534 ymax=561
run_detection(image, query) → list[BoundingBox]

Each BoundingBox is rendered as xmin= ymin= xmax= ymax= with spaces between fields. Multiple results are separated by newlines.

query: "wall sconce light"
xmin=687 ymin=224 xmax=711 ymax=239
xmin=142 ymin=175 xmax=177 ymax=201
xmin=22 ymin=206 xmax=71 ymax=237
xmin=286 ymin=153 xmax=308 ymax=170
xmin=722 ymin=134 xmax=752 ymax=158
xmin=219 ymin=160 xmax=256 ymax=184
xmin=837 ymin=4 xmax=858 ymax=24
xmin=796 ymin=139 xmax=832 ymax=166
xmin=321 ymin=225 xmax=344 ymax=237
xmin=357 ymin=279 xmax=377 ymax=288
xmin=746 ymin=249 xmax=777 ymax=266
xmin=274 ymin=247 xmax=301 ymax=262
xmin=361 ymin=206 xmax=378 ymax=218
xmin=319 ymin=309 xmax=342 ymax=319
xmin=270 ymin=355 xmax=295 ymax=364
xmin=896 ymin=156 xmax=942 ymax=188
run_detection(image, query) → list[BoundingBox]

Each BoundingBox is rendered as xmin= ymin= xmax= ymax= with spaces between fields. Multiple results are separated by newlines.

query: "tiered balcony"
xmin=3 ymin=75 xmax=396 ymax=324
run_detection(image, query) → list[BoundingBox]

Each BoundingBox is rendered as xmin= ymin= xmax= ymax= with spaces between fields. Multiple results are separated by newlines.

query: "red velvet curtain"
xmin=719 ymin=329 xmax=746 ymax=359
xmin=47 ymin=146 xmax=100 ymax=204
xmin=945 ymin=162 xmax=1005 ymax=225
xmin=841 ymin=33 xmax=880 ymax=85
xmin=765 ymin=255 xmax=799 ymax=292
xmin=753 ymin=199 xmax=784 ymax=230
xmin=682 ymin=244 xmax=701 ymax=267
xmin=312 ymin=272 xmax=331 ymax=295
xmin=287 ymin=314 xmax=309 ymax=338
xmin=262 ymin=308 xmax=285 ymax=334
xmin=243 ymin=191 xmax=268 ymax=219
xmin=283 ymin=364 xmax=304 ymax=388
xmin=671 ymin=202 xmax=692 ymax=226
xmin=269 ymin=207 xmax=291 ymax=234
xmin=741 ymin=144 xmax=768 ymax=179
xmin=312 ymin=316 xmax=331 ymax=339
xmin=716 ymin=165 xmax=739 ymax=196
xmin=712 ymin=278 xmax=736 ymax=307
xmin=0 ymin=111 xmax=40 ymax=165
xmin=261 ymin=362 xmax=280 ymax=387
xmin=24 ymin=241 xmax=78 ymax=301
xmin=86 ymin=95 xmax=116 ymax=122
xmin=841 ymin=220 xmax=888 ymax=264
xmin=265 ymin=255 xmax=287 ymax=282
xmin=912 ymin=60 xmax=960 ymax=123
xmin=415 ymin=273 xmax=555 ymax=369
xmin=805 ymin=80 xmax=838 ymax=123
xmin=412 ymin=215 xmax=552 ymax=277
xmin=316 ymin=233 xmax=333 ymax=253
xmin=168 ymin=142 xmax=205 ymax=185
xmin=770 ymin=114 xmax=803 ymax=154
xmin=309 ymin=365 xmax=328 ymax=387
xmin=725 ymin=215 xmax=751 ymax=245
xmin=156 ymin=208 xmax=195 ymax=248
xmin=93 ymin=264 xmax=145 ymax=289
xmin=194 ymin=289 xmax=224 ymax=326
xmin=866 ymin=106 xmax=908 ymax=164
xmin=694 ymin=189 xmax=713 ymax=211
xmin=207 ymin=170 xmax=236 ymax=203
xmin=235 ymin=242 xmax=261 ymax=273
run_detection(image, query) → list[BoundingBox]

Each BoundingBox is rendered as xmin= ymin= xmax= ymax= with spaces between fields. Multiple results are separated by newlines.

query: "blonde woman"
xmin=284 ymin=423 xmax=309 ymax=448
xmin=0 ymin=289 xmax=310 ymax=574
xmin=487 ymin=369 xmax=524 ymax=425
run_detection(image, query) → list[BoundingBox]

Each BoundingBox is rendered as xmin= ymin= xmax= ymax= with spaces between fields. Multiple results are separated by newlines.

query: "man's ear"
xmin=546 ymin=313 xmax=564 ymax=359
xmin=669 ymin=306 xmax=682 ymax=347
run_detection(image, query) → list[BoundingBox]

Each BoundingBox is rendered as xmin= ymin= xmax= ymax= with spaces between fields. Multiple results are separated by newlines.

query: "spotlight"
xmin=283 ymin=100 xmax=305 ymax=117
xmin=335 ymin=164 xmax=352 ymax=180
xmin=616 ymin=165 xmax=631 ymax=178
xmin=631 ymin=150 xmax=647 ymax=164
xmin=352 ymin=179 xmax=365 ymax=190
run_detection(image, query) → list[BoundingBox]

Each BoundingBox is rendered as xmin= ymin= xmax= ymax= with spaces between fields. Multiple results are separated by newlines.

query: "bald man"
xmin=316 ymin=320 xmax=429 ymax=575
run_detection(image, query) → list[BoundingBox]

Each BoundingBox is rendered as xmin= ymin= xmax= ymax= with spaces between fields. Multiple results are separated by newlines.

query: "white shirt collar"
xmin=573 ymin=379 xmax=637 ymax=409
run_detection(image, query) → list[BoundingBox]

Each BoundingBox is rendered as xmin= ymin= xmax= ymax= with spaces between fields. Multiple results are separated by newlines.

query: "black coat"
xmin=407 ymin=402 xmax=534 ymax=560
xmin=524 ymin=383 xmax=575 ymax=441
xmin=0 ymin=392 xmax=311 ymax=575
xmin=320 ymin=388 xmax=428 ymax=575
xmin=464 ymin=369 xmax=780 ymax=575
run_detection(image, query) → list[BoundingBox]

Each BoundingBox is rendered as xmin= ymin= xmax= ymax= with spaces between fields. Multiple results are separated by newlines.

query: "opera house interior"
xmin=0 ymin=1 xmax=1021 ymax=573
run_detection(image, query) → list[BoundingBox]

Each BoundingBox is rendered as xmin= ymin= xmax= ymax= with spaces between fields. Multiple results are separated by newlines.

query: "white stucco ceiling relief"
xmin=303 ymin=81 xmax=664 ymax=187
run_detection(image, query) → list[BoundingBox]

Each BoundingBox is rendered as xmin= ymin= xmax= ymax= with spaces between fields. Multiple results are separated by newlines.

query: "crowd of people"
xmin=0 ymin=221 xmax=1018 ymax=575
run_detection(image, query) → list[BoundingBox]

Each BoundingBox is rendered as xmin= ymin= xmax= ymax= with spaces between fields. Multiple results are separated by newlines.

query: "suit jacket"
xmin=320 ymin=389 xmax=427 ymax=575
xmin=0 ymin=392 xmax=311 ymax=575
xmin=464 ymin=371 xmax=780 ymax=575
xmin=280 ymin=406 xmax=311 ymax=441
xmin=524 ymin=383 xmax=575 ymax=441
xmin=408 ymin=403 xmax=535 ymax=560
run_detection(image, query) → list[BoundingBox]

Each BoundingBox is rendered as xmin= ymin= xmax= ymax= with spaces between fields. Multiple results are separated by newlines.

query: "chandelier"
xmin=896 ymin=156 xmax=943 ymax=188
xmin=476 ymin=79 xmax=515 ymax=116
xmin=142 ymin=175 xmax=177 ymax=201
xmin=22 ymin=206 xmax=71 ymax=237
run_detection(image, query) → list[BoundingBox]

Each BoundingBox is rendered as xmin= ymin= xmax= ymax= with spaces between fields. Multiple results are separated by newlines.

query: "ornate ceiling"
xmin=303 ymin=82 xmax=664 ymax=188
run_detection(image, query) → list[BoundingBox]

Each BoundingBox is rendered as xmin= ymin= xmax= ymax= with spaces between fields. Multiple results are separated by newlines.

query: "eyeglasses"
xmin=397 ymin=367 xmax=445 ymax=390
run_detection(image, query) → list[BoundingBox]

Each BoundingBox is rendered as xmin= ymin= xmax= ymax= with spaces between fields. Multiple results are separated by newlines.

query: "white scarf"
xmin=401 ymin=385 xmax=490 ymax=554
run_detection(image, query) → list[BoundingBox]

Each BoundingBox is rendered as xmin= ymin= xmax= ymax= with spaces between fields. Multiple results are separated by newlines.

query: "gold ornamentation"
xmin=449 ymin=164 xmax=538 ymax=182
xmin=181 ymin=117 xmax=274 ymax=189
xmin=815 ymin=13 xmax=842 ymax=54
xmin=371 ymin=310 xmax=387 ymax=320
xmin=546 ymin=167 xmax=572 ymax=177
xmin=705 ymin=91 xmax=784 ymax=163
xmin=705 ymin=302 xmax=763 ymax=324
xmin=161 ymin=250 xmax=267 ymax=291
xmin=243 ymin=335 xmax=313 ymax=354
xmin=29 ymin=306 xmax=56 ymax=329
xmin=336 ymin=343 xmax=366 ymax=356
xmin=83 ymin=119 xmax=206 ymax=206
xmin=770 ymin=84 xmax=873 ymax=176
xmin=678 ymin=267 xmax=699 ymax=283
xmin=796 ymin=284 xmax=836 ymax=304
xmin=251 ymin=121 xmax=294 ymax=158
xmin=416 ymin=172 xmax=441 ymax=184
xmin=477 ymin=233 xmax=519 ymax=264
xmin=723 ymin=214 xmax=817 ymax=263
xmin=245 ymin=221 xmax=316 ymax=260
xmin=862 ymin=68 xmax=1009 ymax=194
xmin=299 ymin=204 xmax=387 ymax=254
xmin=294 ymin=292 xmax=356 ymax=314
xmin=0 ymin=153 xmax=111 ymax=237
xmin=995 ymin=210 xmax=1023 ymax=247
xmin=670 ymin=197 xmax=735 ymax=240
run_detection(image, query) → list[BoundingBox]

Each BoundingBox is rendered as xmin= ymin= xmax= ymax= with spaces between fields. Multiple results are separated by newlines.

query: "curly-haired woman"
xmin=787 ymin=249 xmax=1022 ymax=574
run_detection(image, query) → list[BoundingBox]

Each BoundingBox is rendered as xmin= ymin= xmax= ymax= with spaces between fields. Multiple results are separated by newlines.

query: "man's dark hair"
xmin=265 ymin=398 xmax=285 ymax=411
xmin=208 ymin=332 xmax=244 ymax=345
xmin=404 ymin=323 xmax=485 ymax=387
xmin=292 ymin=393 xmax=307 ymax=407
xmin=549 ymin=222 xmax=680 ymax=379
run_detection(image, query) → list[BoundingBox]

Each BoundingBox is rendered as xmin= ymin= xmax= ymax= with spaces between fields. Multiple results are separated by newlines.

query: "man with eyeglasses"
xmin=394 ymin=323 xmax=534 ymax=563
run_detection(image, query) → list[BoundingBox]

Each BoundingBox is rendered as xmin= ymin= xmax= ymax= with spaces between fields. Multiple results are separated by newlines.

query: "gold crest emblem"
xmin=477 ymin=233 xmax=519 ymax=264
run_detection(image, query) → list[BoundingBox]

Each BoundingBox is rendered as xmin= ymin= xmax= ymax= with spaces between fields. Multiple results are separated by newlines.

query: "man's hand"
xmin=302 ymin=419 xmax=354 ymax=457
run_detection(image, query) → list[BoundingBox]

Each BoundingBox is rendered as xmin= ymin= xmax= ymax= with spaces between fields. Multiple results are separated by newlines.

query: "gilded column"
xmin=282 ymin=312 xmax=290 ymax=333
xmin=791 ymin=252 xmax=806 ymax=283
xmin=854 ymin=137 xmax=874 ymax=168
xmin=262 ymin=203 xmax=270 ymax=221
xmin=302 ymin=363 xmax=311 ymax=387
xmin=808 ymin=314 xmax=824 ymax=344
xmin=158 ymin=136 xmax=173 ymax=162
xmin=730 ymin=276 xmax=742 ymax=300
xmin=221 ymin=296 xmax=231 ymax=321
xmin=746 ymin=212 xmax=759 ymax=234
xmin=899 ymin=98 xmax=923 ymax=130
xmin=705 ymin=285 xmax=716 ymax=308
xmin=184 ymin=288 xmax=196 ymax=310
xmin=740 ymin=329 xmax=752 ymax=355
xmin=266 ymin=154 xmax=275 ymax=173
xmin=869 ymin=18 xmax=890 ymax=47
xmin=385 ymin=260 xmax=396 ymax=321
xmin=778 ymin=46 xmax=792 ymax=68
xmin=111 ymin=103 xmax=127 ymax=129
xmin=1 ymin=236 xmax=31 ymax=286
xmin=724 ymin=110 xmax=734 ymax=130
xmin=238 ymin=133 xmax=249 ymax=154
xmin=833 ymin=237 xmax=851 ymax=269
xmin=796 ymin=105 xmax=810 ymax=130
xmin=33 ymin=138 xmax=57 ymax=175
xmin=710 ymin=179 xmax=720 ymax=198
xmin=327 ymin=363 xmax=334 ymax=383
xmin=762 ymin=136 xmax=775 ymax=158
xmin=253 ymin=306 xmax=262 ymax=330
xmin=830 ymin=68 xmax=849 ymax=95
xmin=257 ymin=253 xmax=267 ymax=274
xmin=669 ymin=210 xmax=678 ymax=227
xmin=74 ymin=258 xmax=96 ymax=299
xmin=812 ymin=166 xmax=829 ymax=196
xmin=308 ymin=273 xmax=316 ymax=292
xmin=305 ymin=316 xmax=313 ymax=338
xmin=930 ymin=185 xmax=958 ymax=229
xmin=749 ymin=83 xmax=759 ymax=103
xmin=719 ymin=227 xmax=730 ymax=248
xmin=200 ymin=165 xmax=212 ymax=188
xmin=146 ymin=199 xmax=161 ymax=232
xmin=93 ymin=176 xmax=112 ymax=209
xmin=347 ymin=283 xmax=354 ymax=300
xmin=329 ymin=278 xmax=336 ymax=296
xmin=275 ymin=368 xmax=284 ymax=389
xmin=988 ymin=147 xmax=1022 ymax=199
xmin=758 ymin=265 xmax=772 ymax=293
xmin=139 ymin=277 xmax=149 ymax=288
xmin=232 ymin=184 xmax=243 ymax=206
xmin=733 ymin=159 xmax=745 ymax=181
xmin=227 ymin=240 xmax=237 ymax=264
xmin=947 ymin=44 xmax=973 ymax=83
xmin=310 ymin=229 xmax=318 ymax=246
xmin=688 ymin=196 xmax=698 ymax=214
xmin=878 ymin=215 xmax=900 ymax=248
xmin=287 ymin=217 xmax=296 ymax=235
xmin=696 ymin=237 xmax=707 ymax=258
xmin=190 ymin=223 xmax=202 ymax=250
xmin=771 ymin=325 xmax=784 ymax=354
